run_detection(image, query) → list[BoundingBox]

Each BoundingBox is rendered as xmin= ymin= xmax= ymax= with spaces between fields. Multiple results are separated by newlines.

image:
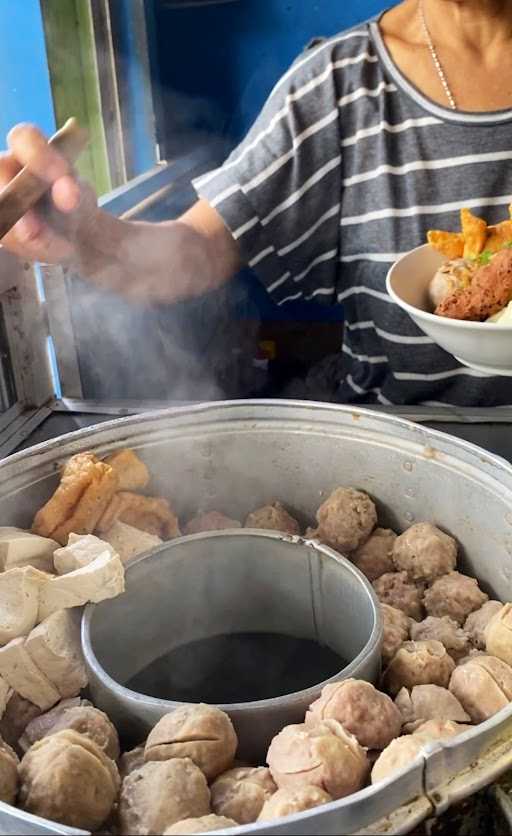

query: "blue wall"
xmin=0 ymin=0 xmax=55 ymax=147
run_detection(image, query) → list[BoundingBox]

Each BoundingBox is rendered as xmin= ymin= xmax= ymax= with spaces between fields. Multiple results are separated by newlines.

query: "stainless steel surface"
xmin=0 ymin=400 xmax=511 ymax=834
xmin=82 ymin=530 xmax=382 ymax=762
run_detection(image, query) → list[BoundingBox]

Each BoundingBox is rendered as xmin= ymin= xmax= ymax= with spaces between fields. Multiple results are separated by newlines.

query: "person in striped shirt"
xmin=2 ymin=0 xmax=512 ymax=405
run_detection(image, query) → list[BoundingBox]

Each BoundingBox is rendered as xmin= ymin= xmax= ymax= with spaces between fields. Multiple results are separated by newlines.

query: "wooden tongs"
xmin=0 ymin=118 xmax=88 ymax=241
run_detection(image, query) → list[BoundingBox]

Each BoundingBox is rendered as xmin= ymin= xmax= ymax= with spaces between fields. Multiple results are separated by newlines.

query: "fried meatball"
xmin=395 ymin=685 xmax=470 ymax=732
xmin=436 ymin=248 xmax=512 ymax=321
xmin=381 ymin=604 xmax=411 ymax=665
xmin=374 ymin=572 xmax=424 ymax=621
xmin=184 ymin=512 xmax=241 ymax=535
xmin=382 ymin=640 xmax=456 ymax=696
xmin=424 ymin=572 xmax=488 ymax=625
xmin=410 ymin=616 xmax=471 ymax=663
xmin=267 ymin=720 xmax=368 ymax=800
xmin=392 ymin=523 xmax=457 ymax=583
xmin=449 ymin=655 xmax=512 ymax=722
xmin=210 ymin=766 xmax=276 ymax=824
xmin=244 ymin=502 xmax=300 ymax=535
xmin=119 ymin=759 xmax=210 ymax=836
xmin=258 ymin=786 xmax=332 ymax=821
xmin=305 ymin=680 xmax=402 ymax=750
xmin=465 ymin=601 xmax=504 ymax=650
xmin=144 ymin=705 xmax=237 ymax=781
xmin=351 ymin=528 xmax=397 ymax=581
xmin=315 ymin=488 xmax=377 ymax=553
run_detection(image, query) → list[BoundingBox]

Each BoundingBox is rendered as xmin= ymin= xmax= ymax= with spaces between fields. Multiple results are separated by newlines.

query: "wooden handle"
xmin=0 ymin=118 xmax=89 ymax=241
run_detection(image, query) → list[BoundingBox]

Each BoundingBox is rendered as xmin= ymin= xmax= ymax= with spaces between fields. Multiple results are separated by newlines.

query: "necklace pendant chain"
xmin=418 ymin=0 xmax=457 ymax=111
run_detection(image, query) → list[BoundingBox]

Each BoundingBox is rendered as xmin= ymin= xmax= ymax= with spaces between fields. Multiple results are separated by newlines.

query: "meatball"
xmin=258 ymin=786 xmax=332 ymax=821
xmin=245 ymin=502 xmax=300 ymax=535
xmin=371 ymin=736 xmax=425 ymax=784
xmin=0 ymin=737 xmax=18 ymax=805
xmin=210 ymin=766 xmax=276 ymax=824
xmin=120 ymin=745 xmax=146 ymax=779
xmin=144 ymin=705 xmax=238 ymax=781
xmin=392 ymin=523 xmax=457 ymax=583
xmin=424 ymin=572 xmax=488 ymax=625
xmin=395 ymin=685 xmax=470 ymax=731
xmin=465 ymin=601 xmax=504 ymax=649
xmin=381 ymin=604 xmax=411 ymax=665
xmin=315 ymin=488 xmax=377 ymax=553
xmin=267 ymin=720 xmax=368 ymax=800
xmin=412 ymin=719 xmax=471 ymax=739
xmin=164 ymin=815 xmax=238 ymax=834
xmin=0 ymin=692 xmax=41 ymax=752
xmin=19 ymin=729 xmax=120 ymax=831
xmin=485 ymin=603 xmax=512 ymax=666
xmin=382 ymin=640 xmax=456 ymax=696
xmin=410 ymin=616 xmax=471 ymax=663
xmin=184 ymin=511 xmax=241 ymax=535
xmin=19 ymin=697 xmax=89 ymax=753
xmin=119 ymin=759 xmax=210 ymax=836
xmin=374 ymin=572 xmax=424 ymax=621
xmin=46 ymin=706 xmax=120 ymax=761
xmin=305 ymin=679 xmax=402 ymax=750
xmin=351 ymin=528 xmax=397 ymax=581
xmin=449 ymin=655 xmax=512 ymax=722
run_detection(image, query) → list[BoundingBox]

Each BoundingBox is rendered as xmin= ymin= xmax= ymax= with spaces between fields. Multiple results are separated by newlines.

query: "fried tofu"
xmin=104 ymin=449 xmax=150 ymax=491
xmin=97 ymin=492 xmax=180 ymax=540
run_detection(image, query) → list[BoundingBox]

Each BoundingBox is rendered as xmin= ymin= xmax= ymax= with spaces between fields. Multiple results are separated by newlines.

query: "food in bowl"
xmin=0 ymin=447 xmax=509 ymax=831
xmin=427 ymin=206 xmax=512 ymax=321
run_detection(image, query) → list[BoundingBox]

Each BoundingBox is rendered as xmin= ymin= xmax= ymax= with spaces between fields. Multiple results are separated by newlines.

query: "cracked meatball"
xmin=395 ymin=685 xmax=470 ymax=732
xmin=267 ymin=720 xmax=368 ymax=800
xmin=381 ymin=604 xmax=411 ymax=665
xmin=465 ymin=601 xmax=504 ymax=650
xmin=374 ymin=572 xmax=424 ymax=621
xmin=410 ymin=616 xmax=471 ymax=663
xmin=305 ymin=679 xmax=402 ymax=750
xmin=449 ymin=655 xmax=512 ymax=722
xmin=144 ymin=705 xmax=237 ymax=781
xmin=383 ymin=640 xmax=456 ymax=696
xmin=210 ymin=766 xmax=276 ymax=824
xmin=424 ymin=572 xmax=488 ymax=625
xmin=258 ymin=786 xmax=332 ymax=821
xmin=315 ymin=488 xmax=377 ymax=553
xmin=392 ymin=523 xmax=457 ymax=583
xmin=351 ymin=528 xmax=397 ymax=581
xmin=245 ymin=502 xmax=300 ymax=535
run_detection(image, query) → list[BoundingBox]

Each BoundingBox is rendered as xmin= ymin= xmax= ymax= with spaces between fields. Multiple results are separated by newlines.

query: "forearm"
xmin=71 ymin=199 xmax=242 ymax=304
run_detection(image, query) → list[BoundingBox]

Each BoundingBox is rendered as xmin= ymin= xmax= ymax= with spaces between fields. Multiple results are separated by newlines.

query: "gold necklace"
xmin=418 ymin=0 xmax=457 ymax=110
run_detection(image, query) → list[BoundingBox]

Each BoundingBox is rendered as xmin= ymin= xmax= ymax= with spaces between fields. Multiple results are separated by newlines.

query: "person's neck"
xmin=418 ymin=0 xmax=512 ymax=53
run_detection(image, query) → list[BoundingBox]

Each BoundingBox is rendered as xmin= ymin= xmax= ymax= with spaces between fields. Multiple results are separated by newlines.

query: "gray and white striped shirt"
xmin=194 ymin=16 xmax=512 ymax=406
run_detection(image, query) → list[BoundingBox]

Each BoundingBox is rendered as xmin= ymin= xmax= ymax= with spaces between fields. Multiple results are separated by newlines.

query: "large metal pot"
xmin=0 ymin=400 xmax=511 ymax=836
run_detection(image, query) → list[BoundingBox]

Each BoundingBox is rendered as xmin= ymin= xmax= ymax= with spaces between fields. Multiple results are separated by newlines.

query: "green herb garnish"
xmin=477 ymin=250 xmax=493 ymax=265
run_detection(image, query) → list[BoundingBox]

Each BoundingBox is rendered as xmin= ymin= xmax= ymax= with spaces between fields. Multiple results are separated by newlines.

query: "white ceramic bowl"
xmin=386 ymin=243 xmax=512 ymax=376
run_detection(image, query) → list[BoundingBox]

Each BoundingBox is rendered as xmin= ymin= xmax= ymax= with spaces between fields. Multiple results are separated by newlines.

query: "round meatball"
xmin=210 ymin=766 xmax=276 ymax=824
xmin=371 ymin=736 xmax=425 ymax=784
xmin=392 ymin=523 xmax=457 ymax=582
xmin=410 ymin=616 xmax=471 ymax=663
xmin=449 ymin=655 xmax=512 ymax=722
xmin=0 ymin=737 xmax=18 ymax=805
xmin=381 ymin=604 xmax=411 ymax=665
xmin=485 ymin=603 xmax=512 ymax=666
xmin=382 ymin=640 xmax=456 ymax=696
xmin=48 ymin=706 xmax=120 ymax=761
xmin=19 ymin=730 xmax=120 ymax=831
xmin=465 ymin=601 xmax=504 ymax=649
xmin=19 ymin=698 xmax=90 ymax=753
xmin=305 ymin=680 xmax=402 ymax=750
xmin=315 ymin=488 xmax=377 ymax=553
xmin=144 ymin=705 xmax=238 ymax=781
xmin=245 ymin=502 xmax=300 ymax=535
xmin=164 ymin=815 xmax=238 ymax=834
xmin=258 ymin=786 xmax=332 ymax=821
xmin=351 ymin=528 xmax=397 ymax=581
xmin=119 ymin=759 xmax=210 ymax=836
xmin=267 ymin=720 xmax=368 ymax=800
xmin=184 ymin=511 xmax=241 ymax=535
xmin=412 ymin=719 xmax=471 ymax=739
xmin=395 ymin=685 xmax=470 ymax=732
xmin=374 ymin=572 xmax=424 ymax=621
xmin=424 ymin=572 xmax=488 ymax=625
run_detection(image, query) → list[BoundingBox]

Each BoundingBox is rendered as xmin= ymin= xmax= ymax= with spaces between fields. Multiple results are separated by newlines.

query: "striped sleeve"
xmin=193 ymin=41 xmax=344 ymax=305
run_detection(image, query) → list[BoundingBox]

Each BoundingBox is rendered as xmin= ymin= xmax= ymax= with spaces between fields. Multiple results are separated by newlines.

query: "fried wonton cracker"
xmin=461 ymin=208 xmax=487 ymax=258
xmin=484 ymin=220 xmax=512 ymax=253
xmin=427 ymin=230 xmax=464 ymax=259
xmin=104 ymin=449 xmax=150 ymax=491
